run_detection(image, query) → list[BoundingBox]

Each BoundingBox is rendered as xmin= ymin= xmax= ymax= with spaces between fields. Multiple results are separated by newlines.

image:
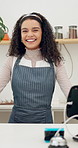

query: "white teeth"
xmin=27 ymin=39 xmax=35 ymax=42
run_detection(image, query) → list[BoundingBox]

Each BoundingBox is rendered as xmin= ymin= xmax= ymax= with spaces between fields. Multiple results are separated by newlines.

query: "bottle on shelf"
xmin=69 ymin=25 xmax=77 ymax=39
xmin=54 ymin=26 xmax=63 ymax=39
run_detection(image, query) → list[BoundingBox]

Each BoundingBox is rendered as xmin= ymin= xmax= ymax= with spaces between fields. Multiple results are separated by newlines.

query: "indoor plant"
xmin=0 ymin=17 xmax=9 ymax=41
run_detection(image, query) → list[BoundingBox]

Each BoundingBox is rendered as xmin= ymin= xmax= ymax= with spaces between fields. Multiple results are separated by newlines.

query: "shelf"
xmin=55 ymin=38 xmax=78 ymax=44
xmin=0 ymin=40 xmax=11 ymax=45
xmin=0 ymin=39 xmax=78 ymax=45
xmin=0 ymin=102 xmax=14 ymax=105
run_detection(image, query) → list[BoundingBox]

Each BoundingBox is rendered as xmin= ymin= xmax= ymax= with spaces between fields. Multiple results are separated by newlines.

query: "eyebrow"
xmin=21 ymin=27 xmax=41 ymax=30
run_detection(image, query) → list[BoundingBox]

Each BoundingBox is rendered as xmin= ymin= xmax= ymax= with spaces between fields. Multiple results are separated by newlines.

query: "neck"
xmin=24 ymin=48 xmax=43 ymax=67
xmin=24 ymin=48 xmax=43 ymax=61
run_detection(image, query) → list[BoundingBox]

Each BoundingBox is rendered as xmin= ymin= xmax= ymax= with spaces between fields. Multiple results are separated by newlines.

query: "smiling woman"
xmin=0 ymin=12 xmax=72 ymax=123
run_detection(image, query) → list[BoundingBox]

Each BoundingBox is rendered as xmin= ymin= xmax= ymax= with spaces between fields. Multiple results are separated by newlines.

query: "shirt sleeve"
xmin=0 ymin=56 xmax=13 ymax=92
xmin=55 ymin=61 xmax=72 ymax=98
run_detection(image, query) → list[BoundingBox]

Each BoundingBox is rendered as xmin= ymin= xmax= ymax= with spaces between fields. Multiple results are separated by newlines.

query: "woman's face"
xmin=21 ymin=19 xmax=42 ymax=50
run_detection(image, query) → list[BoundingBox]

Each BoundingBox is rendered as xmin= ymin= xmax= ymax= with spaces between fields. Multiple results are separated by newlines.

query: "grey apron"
xmin=9 ymin=57 xmax=55 ymax=123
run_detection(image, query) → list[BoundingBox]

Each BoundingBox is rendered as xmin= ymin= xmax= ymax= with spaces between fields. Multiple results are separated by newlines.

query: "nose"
xmin=27 ymin=30 xmax=33 ymax=37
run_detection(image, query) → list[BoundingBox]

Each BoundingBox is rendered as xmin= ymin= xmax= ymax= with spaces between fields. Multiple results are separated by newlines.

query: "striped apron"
xmin=9 ymin=57 xmax=55 ymax=123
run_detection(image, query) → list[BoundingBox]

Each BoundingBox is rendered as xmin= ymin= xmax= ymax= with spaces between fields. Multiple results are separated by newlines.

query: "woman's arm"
xmin=0 ymin=56 xmax=13 ymax=92
xmin=56 ymin=61 xmax=72 ymax=98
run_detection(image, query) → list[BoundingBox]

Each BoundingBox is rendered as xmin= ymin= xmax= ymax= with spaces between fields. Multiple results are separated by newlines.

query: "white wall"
xmin=0 ymin=0 xmax=78 ymax=38
xmin=0 ymin=0 xmax=78 ymax=103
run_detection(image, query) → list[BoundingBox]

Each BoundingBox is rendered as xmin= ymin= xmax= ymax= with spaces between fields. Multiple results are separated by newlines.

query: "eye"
xmin=22 ymin=30 xmax=28 ymax=33
xmin=33 ymin=29 xmax=39 ymax=32
xmin=21 ymin=28 xmax=28 ymax=33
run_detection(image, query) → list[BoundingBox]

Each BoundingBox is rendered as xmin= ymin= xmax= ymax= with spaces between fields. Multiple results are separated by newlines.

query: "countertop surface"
xmin=0 ymin=123 xmax=78 ymax=148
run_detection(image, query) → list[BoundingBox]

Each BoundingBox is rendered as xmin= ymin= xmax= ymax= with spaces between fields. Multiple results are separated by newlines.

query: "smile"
xmin=26 ymin=39 xmax=36 ymax=42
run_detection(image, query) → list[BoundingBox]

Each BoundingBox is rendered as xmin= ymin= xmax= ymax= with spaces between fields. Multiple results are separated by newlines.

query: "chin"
xmin=26 ymin=47 xmax=39 ymax=50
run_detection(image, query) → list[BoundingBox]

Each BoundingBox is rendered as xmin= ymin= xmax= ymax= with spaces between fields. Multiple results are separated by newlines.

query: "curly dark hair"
xmin=8 ymin=12 xmax=63 ymax=65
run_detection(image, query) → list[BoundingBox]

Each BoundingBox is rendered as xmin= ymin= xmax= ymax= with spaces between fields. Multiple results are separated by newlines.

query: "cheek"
xmin=21 ymin=34 xmax=26 ymax=43
xmin=38 ymin=32 xmax=42 ymax=41
xmin=39 ymin=35 xmax=42 ymax=43
xmin=21 ymin=32 xmax=26 ymax=39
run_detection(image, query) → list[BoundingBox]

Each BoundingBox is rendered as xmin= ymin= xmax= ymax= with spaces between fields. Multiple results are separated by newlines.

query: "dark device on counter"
xmin=66 ymin=85 xmax=78 ymax=141
xmin=66 ymin=85 xmax=78 ymax=120
xmin=44 ymin=128 xmax=64 ymax=142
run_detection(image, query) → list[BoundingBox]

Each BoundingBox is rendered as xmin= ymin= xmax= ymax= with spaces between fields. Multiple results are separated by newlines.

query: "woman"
xmin=0 ymin=12 xmax=72 ymax=123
